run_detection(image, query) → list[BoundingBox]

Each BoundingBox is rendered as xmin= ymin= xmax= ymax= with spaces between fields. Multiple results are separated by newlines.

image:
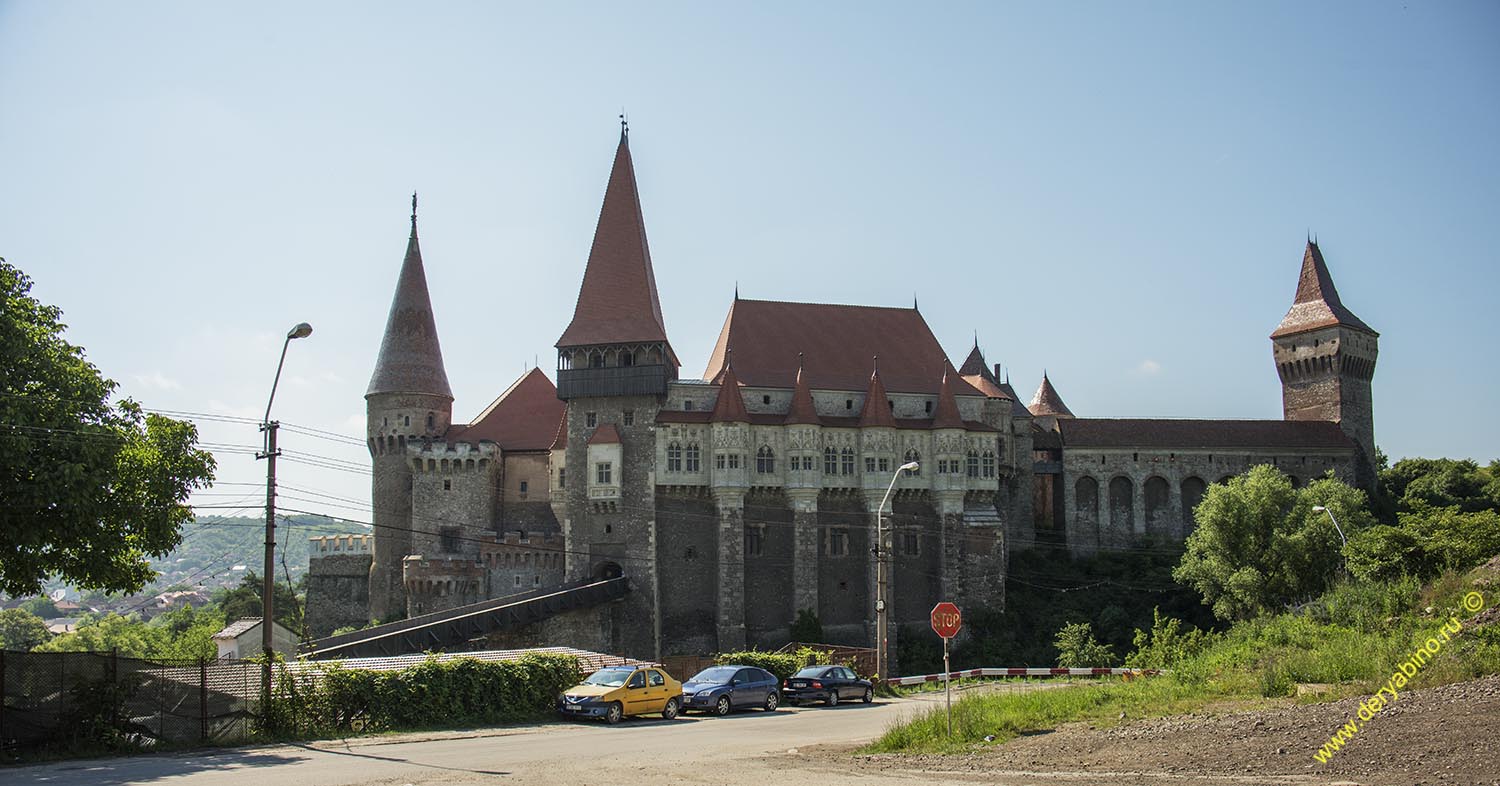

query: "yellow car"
xmin=557 ymin=665 xmax=683 ymax=724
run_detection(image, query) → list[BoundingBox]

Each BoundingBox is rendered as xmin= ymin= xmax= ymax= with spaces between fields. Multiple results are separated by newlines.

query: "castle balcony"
xmin=558 ymin=364 xmax=670 ymax=399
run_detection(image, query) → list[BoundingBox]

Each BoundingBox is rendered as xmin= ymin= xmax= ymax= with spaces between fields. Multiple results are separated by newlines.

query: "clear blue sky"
xmin=2 ymin=1 xmax=1496 ymax=523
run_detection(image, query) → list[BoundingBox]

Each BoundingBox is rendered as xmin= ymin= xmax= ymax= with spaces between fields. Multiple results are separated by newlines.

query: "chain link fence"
xmin=1 ymin=649 xmax=261 ymax=759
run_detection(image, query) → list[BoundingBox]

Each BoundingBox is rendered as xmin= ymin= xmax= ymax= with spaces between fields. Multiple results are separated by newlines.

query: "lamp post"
xmin=876 ymin=460 xmax=919 ymax=681
xmin=1311 ymin=505 xmax=1348 ymax=548
xmin=258 ymin=322 xmax=312 ymax=707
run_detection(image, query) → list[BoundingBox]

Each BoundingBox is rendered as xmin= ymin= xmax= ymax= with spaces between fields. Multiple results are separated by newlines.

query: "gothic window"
xmin=667 ymin=442 xmax=683 ymax=472
xmin=716 ymin=453 xmax=726 ymax=470
xmin=900 ymin=531 xmax=920 ymax=556
xmin=558 ymin=468 xmax=566 ymax=488
xmin=623 ymin=410 xmax=634 ymax=425
xmin=728 ymin=454 xmax=741 ymax=469
xmin=903 ymin=450 xmax=921 ymax=475
xmin=685 ymin=443 xmax=701 ymax=472
xmin=426 ymin=413 xmax=434 ymax=429
xmin=595 ymin=462 xmax=612 ymax=484
xmin=865 ymin=456 xmax=876 ymax=473
xmin=440 ymin=527 xmax=460 ymax=553
xmin=824 ymin=447 xmax=838 ymax=475
xmin=878 ymin=457 xmax=891 ymax=472
xmin=744 ymin=524 xmax=765 ymax=557
xmin=756 ymin=446 xmax=775 ymax=473
xmin=825 ymin=527 xmax=850 ymax=557
xmin=585 ymin=411 xmax=597 ymax=428
xmin=841 ymin=447 xmax=855 ymax=475
xmin=982 ymin=451 xmax=997 ymax=478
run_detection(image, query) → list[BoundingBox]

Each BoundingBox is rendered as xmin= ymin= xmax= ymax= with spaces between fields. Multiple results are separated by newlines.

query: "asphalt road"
xmin=7 ymin=692 xmax=956 ymax=786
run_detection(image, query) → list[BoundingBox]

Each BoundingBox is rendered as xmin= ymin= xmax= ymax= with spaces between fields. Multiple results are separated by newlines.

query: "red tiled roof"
xmin=1028 ymin=373 xmax=1074 ymax=418
xmin=1270 ymin=241 xmax=1376 ymax=339
xmin=367 ymin=215 xmax=454 ymax=400
xmin=447 ymin=368 xmax=564 ymax=452
xmin=962 ymin=373 xmax=1008 ymax=399
xmin=858 ymin=368 xmax=898 ymax=428
xmin=710 ymin=362 xmax=750 ymax=422
xmin=958 ymin=343 xmax=991 ymax=379
xmin=556 ymin=132 xmax=674 ymax=354
xmin=702 ymin=299 xmax=981 ymax=396
xmin=587 ymin=423 xmax=622 ymax=445
xmin=931 ymin=361 xmax=964 ymax=429
xmin=784 ymin=358 xmax=820 ymax=426
xmin=1058 ymin=418 xmax=1356 ymax=450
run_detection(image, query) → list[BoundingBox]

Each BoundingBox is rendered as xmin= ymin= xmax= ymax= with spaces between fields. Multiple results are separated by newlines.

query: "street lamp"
xmin=876 ymin=460 xmax=919 ymax=681
xmin=258 ymin=322 xmax=312 ymax=705
xmin=1311 ymin=505 xmax=1347 ymax=548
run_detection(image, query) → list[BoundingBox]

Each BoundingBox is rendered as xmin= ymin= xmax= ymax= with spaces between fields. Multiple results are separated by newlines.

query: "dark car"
xmin=681 ymin=665 xmax=781 ymax=715
xmin=782 ymin=665 xmax=872 ymax=706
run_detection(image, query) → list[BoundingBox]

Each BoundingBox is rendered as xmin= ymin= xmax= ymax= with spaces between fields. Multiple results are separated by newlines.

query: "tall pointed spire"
xmin=931 ymin=360 xmax=964 ymax=429
xmin=784 ymin=353 xmax=820 ymax=426
xmin=1271 ymin=240 xmax=1376 ymax=338
xmin=710 ymin=354 xmax=749 ymax=423
xmin=367 ymin=198 xmax=453 ymax=400
xmin=858 ymin=359 xmax=897 ymax=428
xmin=1028 ymin=372 xmax=1073 ymax=418
xmin=958 ymin=341 xmax=995 ymax=382
xmin=556 ymin=128 xmax=673 ymax=355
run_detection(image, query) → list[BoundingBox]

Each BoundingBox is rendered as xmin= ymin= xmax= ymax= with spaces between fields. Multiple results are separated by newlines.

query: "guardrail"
xmin=885 ymin=667 xmax=1159 ymax=686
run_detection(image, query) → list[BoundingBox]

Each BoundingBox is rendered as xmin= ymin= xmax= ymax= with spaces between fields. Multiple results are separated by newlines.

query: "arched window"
xmin=756 ymin=445 xmax=776 ymax=474
xmin=589 ymin=350 xmax=605 ymax=368
xmin=903 ymin=449 xmax=921 ymax=475
xmin=685 ymin=443 xmax=701 ymax=472
xmin=824 ymin=447 xmax=838 ymax=475
xmin=966 ymin=450 xmax=980 ymax=478
xmin=666 ymin=441 xmax=682 ymax=472
xmin=840 ymin=447 xmax=855 ymax=475
xmin=981 ymin=450 xmax=996 ymax=478
xmin=620 ymin=351 xmax=634 ymax=367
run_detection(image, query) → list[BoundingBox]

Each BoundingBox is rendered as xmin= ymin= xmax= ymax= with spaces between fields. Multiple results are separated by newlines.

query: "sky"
xmin=2 ymin=1 xmax=1497 ymax=530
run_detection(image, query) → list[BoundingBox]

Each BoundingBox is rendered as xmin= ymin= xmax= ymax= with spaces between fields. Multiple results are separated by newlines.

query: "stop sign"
xmin=930 ymin=602 xmax=962 ymax=638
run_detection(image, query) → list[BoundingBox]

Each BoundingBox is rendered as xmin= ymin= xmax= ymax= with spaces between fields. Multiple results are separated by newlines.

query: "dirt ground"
xmin=804 ymin=674 xmax=1500 ymax=786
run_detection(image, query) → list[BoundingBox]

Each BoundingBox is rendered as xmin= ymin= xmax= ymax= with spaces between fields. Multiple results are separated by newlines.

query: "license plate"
xmin=565 ymin=703 xmax=581 ymax=710
xmin=790 ymin=680 xmax=806 ymax=687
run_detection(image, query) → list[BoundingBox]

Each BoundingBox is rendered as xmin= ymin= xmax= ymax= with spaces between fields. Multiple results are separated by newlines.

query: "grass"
xmin=864 ymin=564 xmax=1500 ymax=754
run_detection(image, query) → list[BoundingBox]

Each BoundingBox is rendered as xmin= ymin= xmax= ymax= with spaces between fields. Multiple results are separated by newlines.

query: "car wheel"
xmin=764 ymin=691 xmax=779 ymax=712
xmin=862 ymin=687 xmax=874 ymax=704
xmin=605 ymin=702 xmax=623 ymax=725
xmin=826 ymin=691 xmax=839 ymax=707
xmin=714 ymin=695 xmax=732 ymax=717
xmin=662 ymin=697 xmax=681 ymax=720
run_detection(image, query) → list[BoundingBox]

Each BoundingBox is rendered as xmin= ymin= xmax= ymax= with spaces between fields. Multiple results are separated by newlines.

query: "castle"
xmin=305 ymin=126 xmax=1377 ymax=663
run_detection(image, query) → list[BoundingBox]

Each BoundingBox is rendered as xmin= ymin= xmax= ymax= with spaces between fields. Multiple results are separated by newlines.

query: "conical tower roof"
xmin=710 ymin=359 xmax=749 ymax=423
xmin=1028 ymin=372 xmax=1074 ymax=418
xmin=784 ymin=355 xmax=820 ymax=426
xmin=958 ymin=340 xmax=994 ymax=381
xmin=367 ymin=202 xmax=453 ymax=400
xmin=931 ymin=360 xmax=964 ymax=429
xmin=557 ymin=128 xmax=674 ymax=359
xmin=857 ymin=361 xmax=897 ymax=428
xmin=1271 ymin=241 xmax=1377 ymax=339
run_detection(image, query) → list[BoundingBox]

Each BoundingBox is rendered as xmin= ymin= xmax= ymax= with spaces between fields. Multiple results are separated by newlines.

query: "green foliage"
xmin=713 ymin=650 xmax=803 ymax=682
xmin=263 ymin=653 xmax=582 ymax=736
xmin=0 ymin=258 xmax=216 ymax=596
xmin=31 ymin=604 xmax=225 ymax=659
xmin=1344 ymin=525 xmax=1422 ymax=582
xmin=1382 ymin=458 xmax=1495 ymax=514
xmin=1173 ymin=466 xmax=1374 ymax=620
xmin=0 ymin=608 xmax=52 ymax=650
xmin=1053 ymin=621 xmax=1117 ymax=667
xmin=1126 ymin=607 xmax=1216 ymax=670
xmin=214 ymin=572 xmax=304 ymax=635
xmin=20 ymin=596 xmax=60 ymax=618
xmin=1347 ymin=456 xmax=1500 ymax=583
xmin=789 ymin=608 xmax=823 ymax=643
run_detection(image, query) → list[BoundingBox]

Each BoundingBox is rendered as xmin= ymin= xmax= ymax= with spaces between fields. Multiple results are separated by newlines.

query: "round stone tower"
xmin=366 ymin=197 xmax=455 ymax=623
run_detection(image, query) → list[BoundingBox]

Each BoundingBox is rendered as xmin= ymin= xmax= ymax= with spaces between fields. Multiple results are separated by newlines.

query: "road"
xmin=7 ymin=692 xmax=957 ymax=786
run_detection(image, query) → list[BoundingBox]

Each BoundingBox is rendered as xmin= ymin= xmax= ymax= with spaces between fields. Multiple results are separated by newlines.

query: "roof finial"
xmin=797 ymin=351 xmax=804 ymax=371
xmin=411 ymin=191 xmax=418 ymax=230
xmin=913 ymin=293 xmax=919 ymax=310
xmin=734 ymin=281 xmax=739 ymax=301
xmin=725 ymin=347 xmax=733 ymax=369
xmin=973 ymin=330 xmax=979 ymax=349
xmin=872 ymin=355 xmax=879 ymax=374
xmin=619 ymin=110 xmax=628 ymax=139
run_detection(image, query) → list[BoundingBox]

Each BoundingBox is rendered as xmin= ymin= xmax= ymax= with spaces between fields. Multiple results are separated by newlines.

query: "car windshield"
xmin=688 ymin=666 xmax=739 ymax=683
xmin=793 ymin=667 xmax=829 ymax=678
xmin=584 ymin=668 xmax=632 ymax=687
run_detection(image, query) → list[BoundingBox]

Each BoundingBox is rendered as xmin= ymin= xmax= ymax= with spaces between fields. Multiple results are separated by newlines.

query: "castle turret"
xmin=366 ymin=196 xmax=455 ymax=622
xmin=1271 ymin=240 xmax=1378 ymax=489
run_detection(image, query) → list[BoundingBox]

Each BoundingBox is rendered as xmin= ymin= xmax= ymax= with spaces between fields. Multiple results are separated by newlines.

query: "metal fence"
xmin=1 ymin=649 xmax=261 ymax=758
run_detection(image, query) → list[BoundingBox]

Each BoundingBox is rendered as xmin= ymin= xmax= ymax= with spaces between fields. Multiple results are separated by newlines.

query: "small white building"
xmin=212 ymin=618 xmax=299 ymax=660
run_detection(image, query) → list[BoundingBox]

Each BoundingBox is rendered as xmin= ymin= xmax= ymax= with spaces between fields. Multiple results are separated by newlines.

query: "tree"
xmin=33 ymin=613 xmax=167 ymax=658
xmin=1173 ymin=466 xmax=1375 ymax=621
xmin=0 ymin=608 xmax=52 ymax=650
xmin=213 ymin=572 xmax=304 ymax=633
xmin=1053 ymin=621 xmax=1117 ymax=667
xmin=0 ymin=258 xmax=215 ymax=596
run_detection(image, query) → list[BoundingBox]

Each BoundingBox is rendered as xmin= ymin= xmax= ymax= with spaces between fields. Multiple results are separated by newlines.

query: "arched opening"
xmin=1181 ymin=476 xmax=1206 ymax=534
xmin=1109 ymin=476 xmax=1135 ymax=539
xmin=1144 ymin=476 xmax=1171 ymax=538
xmin=1074 ymin=476 xmax=1099 ymax=548
xmin=593 ymin=561 xmax=623 ymax=580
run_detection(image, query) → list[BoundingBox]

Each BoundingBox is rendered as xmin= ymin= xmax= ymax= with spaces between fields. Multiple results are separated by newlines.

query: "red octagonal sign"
xmin=931 ymin=602 xmax=962 ymax=639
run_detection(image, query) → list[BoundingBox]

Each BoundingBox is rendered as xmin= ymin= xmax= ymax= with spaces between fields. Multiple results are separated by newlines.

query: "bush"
xmin=789 ymin=608 xmax=823 ymax=643
xmin=713 ymin=650 xmax=803 ymax=683
xmin=1053 ymin=622 xmax=1117 ymax=667
xmin=1126 ymin=607 xmax=1215 ymax=670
